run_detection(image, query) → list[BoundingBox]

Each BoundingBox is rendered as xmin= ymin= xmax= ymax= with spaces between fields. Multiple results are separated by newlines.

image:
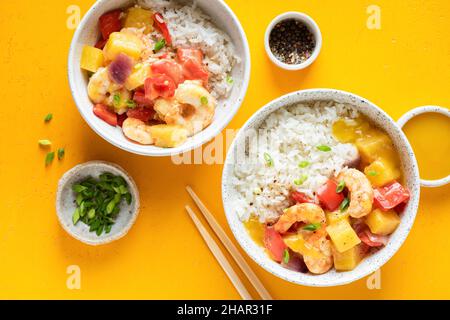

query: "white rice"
xmin=232 ymin=101 xmax=360 ymax=223
xmin=138 ymin=0 xmax=239 ymax=99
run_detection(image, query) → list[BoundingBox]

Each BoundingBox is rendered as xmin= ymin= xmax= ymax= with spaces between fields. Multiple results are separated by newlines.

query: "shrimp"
xmin=275 ymin=203 xmax=332 ymax=274
xmin=122 ymin=118 xmax=154 ymax=145
xmin=154 ymin=80 xmax=216 ymax=136
xmin=302 ymin=229 xmax=333 ymax=274
xmin=274 ymin=203 xmax=326 ymax=234
xmin=337 ymin=168 xmax=373 ymax=218
xmin=88 ymin=67 xmax=130 ymax=114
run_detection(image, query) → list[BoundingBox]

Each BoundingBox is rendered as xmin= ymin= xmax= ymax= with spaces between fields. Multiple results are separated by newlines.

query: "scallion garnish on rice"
xmin=263 ymin=152 xmax=274 ymax=167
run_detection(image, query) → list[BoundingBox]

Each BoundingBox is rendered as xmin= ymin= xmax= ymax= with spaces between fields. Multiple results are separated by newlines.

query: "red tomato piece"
xmin=133 ymin=91 xmax=153 ymax=108
xmin=93 ymin=104 xmax=117 ymax=126
xmin=126 ymin=107 xmax=155 ymax=123
xmin=99 ymin=10 xmax=122 ymax=40
xmin=144 ymin=75 xmax=176 ymax=101
xmin=177 ymin=48 xmax=203 ymax=64
xmin=290 ymin=191 xmax=315 ymax=204
xmin=263 ymin=227 xmax=287 ymax=263
xmin=317 ymin=180 xmax=345 ymax=211
xmin=153 ymin=13 xmax=172 ymax=45
xmin=358 ymin=229 xmax=388 ymax=247
xmin=151 ymin=59 xmax=184 ymax=85
xmin=374 ymin=181 xmax=410 ymax=211
xmin=182 ymin=59 xmax=209 ymax=85
xmin=95 ymin=39 xmax=108 ymax=50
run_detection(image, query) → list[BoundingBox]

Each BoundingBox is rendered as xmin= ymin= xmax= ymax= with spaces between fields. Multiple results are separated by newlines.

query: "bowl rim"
xmin=55 ymin=161 xmax=140 ymax=246
xmin=68 ymin=0 xmax=251 ymax=157
xmin=264 ymin=11 xmax=322 ymax=71
xmin=221 ymin=88 xmax=420 ymax=287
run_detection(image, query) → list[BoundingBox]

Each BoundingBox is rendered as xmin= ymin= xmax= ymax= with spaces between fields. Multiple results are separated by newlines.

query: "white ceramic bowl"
xmin=68 ymin=0 xmax=250 ymax=157
xmin=56 ymin=161 xmax=140 ymax=246
xmin=222 ymin=89 xmax=434 ymax=287
xmin=265 ymin=12 xmax=322 ymax=71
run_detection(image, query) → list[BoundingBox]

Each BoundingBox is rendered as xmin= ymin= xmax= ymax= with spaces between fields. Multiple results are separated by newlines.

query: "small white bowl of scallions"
xmin=56 ymin=161 xmax=140 ymax=245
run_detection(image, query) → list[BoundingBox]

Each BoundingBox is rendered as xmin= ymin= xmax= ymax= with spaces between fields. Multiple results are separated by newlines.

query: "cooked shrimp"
xmin=337 ymin=168 xmax=373 ymax=218
xmin=302 ymin=229 xmax=333 ymax=274
xmin=122 ymin=118 xmax=154 ymax=145
xmin=274 ymin=203 xmax=326 ymax=234
xmin=154 ymin=80 xmax=216 ymax=136
xmin=88 ymin=67 xmax=130 ymax=114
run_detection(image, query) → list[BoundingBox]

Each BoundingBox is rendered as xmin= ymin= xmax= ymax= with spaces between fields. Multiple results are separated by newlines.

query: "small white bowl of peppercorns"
xmin=265 ymin=12 xmax=322 ymax=71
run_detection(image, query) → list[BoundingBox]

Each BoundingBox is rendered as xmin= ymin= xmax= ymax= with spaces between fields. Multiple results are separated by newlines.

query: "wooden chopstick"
xmin=186 ymin=186 xmax=273 ymax=301
xmin=185 ymin=205 xmax=253 ymax=300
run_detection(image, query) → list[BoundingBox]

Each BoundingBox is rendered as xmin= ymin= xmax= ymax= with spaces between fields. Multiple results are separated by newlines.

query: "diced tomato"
xmin=317 ymin=180 xmax=345 ymax=211
xmin=151 ymin=59 xmax=184 ymax=85
xmin=263 ymin=227 xmax=287 ymax=263
xmin=95 ymin=39 xmax=108 ymax=49
xmin=153 ymin=13 xmax=172 ymax=45
xmin=99 ymin=10 xmax=122 ymax=40
xmin=374 ymin=181 xmax=410 ymax=211
xmin=93 ymin=104 xmax=117 ymax=126
xmin=126 ymin=107 xmax=155 ymax=123
xmin=358 ymin=229 xmax=388 ymax=247
xmin=117 ymin=113 xmax=128 ymax=127
xmin=290 ymin=191 xmax=315 ymax=204
xmin=144 ymin=75 xmax=176 ymax=101
xmin=177 ymin=48 xmax=203 ymax=64
xmin=182 ymin=59 xmax=209 ymax=85
xmin=133 ymin=91 xmax=153 ymax=108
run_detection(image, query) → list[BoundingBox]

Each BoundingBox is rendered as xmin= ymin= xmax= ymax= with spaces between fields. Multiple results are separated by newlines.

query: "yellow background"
xmin=0 ymin=0 xmax=449 ymax=299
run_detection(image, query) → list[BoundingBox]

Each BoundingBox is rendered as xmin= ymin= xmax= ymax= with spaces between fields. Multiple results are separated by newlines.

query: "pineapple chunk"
xmin=80 ymin=46 xmax=104 ymax=72
xmin=124 ymin=7 xmax=154 ymax=34
xmin=326 ymin=210 xmax=350 ymax=225
xmin=356 ymin=131 xmax=394 ymax=164
xmin=283 ymin=233 xmax=322 ymax=259
xmin=364 ymin=159 xmax=401 ymax=187
xmin=326 ymin=219 xmax=361 ymax=253
xmin=125 ymin=63 xmax=150 ymax=91
xmin=332 ymin=244 xmax=366 ymax=271
xmin=365 ymin=209 xmax=400 ymax=236
xmin=149 ymin=125 xmax=188 ymax=148
xmin=104 ymin=32 xmax=144 ymax=61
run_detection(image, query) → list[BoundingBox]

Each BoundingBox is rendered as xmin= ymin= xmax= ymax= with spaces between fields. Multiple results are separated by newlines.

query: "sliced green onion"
xmin=226 ymin=75 xmax=234 ymax=84
xmin=57 ymin=148 xmax=65 ymax=160
xmin=282 ymin=249 xmax=290 ymax=264
xmin=294 ymin=174 xmax=308 ymax=186
xmin=340 ymin=197 xmax=350 ymax=212
xmin=263 ymin=152 xmax=274 ymax=167
xmin=368 ymin=171 xmax=378 ymax=176
xmin=336 ymin=180 xmax=346 ymax=193
xmin=45 ymin=152 xmax=55 ymax=166
xmin=72 ymin=208 xmax=81 ymax=225
xmin=38 ymin=139 xmax=52 ymax=147
xmin=87 ymin=208 xmax=96 ymax=219
xmin=113 ymin=94 xmax=121 ymax=107
xmin=317 ymin=145 xmax=332 ymax=152
xmin=44 ymin=113 xmax=53 ymax=123
xmin=72 ymin=185 xmax=87 ymax=193
xmin=303 ymin=223 xmax=322 ymax=231
xmin=200 ymin=96 xmax=208 ymax=105
xmin=126 ymin=100 xmax=137 ymax=108
xmin=154 ymin=39 xmax=166 ymax=52
xmin=298 ymin=161 xmax=310 ymax=168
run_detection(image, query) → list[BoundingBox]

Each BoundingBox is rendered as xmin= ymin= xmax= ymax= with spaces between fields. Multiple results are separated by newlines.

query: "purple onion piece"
xmin=108 ymin=53 xmax=133 ymax=85
xmin=281 ymin=249 xmax=308 ymax=273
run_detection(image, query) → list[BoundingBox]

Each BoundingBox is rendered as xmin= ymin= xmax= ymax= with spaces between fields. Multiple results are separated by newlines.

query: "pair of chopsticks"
xmin=185 ymin=186 xmax=272 ymax=300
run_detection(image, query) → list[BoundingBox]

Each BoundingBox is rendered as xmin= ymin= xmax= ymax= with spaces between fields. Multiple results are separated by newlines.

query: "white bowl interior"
xmin=56 ymin=161 xmax=140 ymax=246
xmin=222 ymin=89 xmax=420 ymax=287
xmin=68 ymin=0 xmax=250 ymax=156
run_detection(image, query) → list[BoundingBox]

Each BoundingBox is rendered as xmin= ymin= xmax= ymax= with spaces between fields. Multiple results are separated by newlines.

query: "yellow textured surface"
xmin=0 ymin=0 xmax=449 ymax=299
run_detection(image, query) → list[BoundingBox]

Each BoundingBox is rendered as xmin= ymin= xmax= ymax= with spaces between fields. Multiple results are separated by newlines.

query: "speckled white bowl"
xmin=56 ymin=161 xmax=140 ymax=246
xmin=68 ymin=0 xmax=250 ymax=157
xmin=222 ymin=89 xmax=422 ymax=287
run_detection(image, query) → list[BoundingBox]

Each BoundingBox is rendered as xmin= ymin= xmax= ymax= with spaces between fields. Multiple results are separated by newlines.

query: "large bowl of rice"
xmin=222 ymin=89 xmax=420 ymax=287
xmin=68 ymin=0 xmax=250 ymax=157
